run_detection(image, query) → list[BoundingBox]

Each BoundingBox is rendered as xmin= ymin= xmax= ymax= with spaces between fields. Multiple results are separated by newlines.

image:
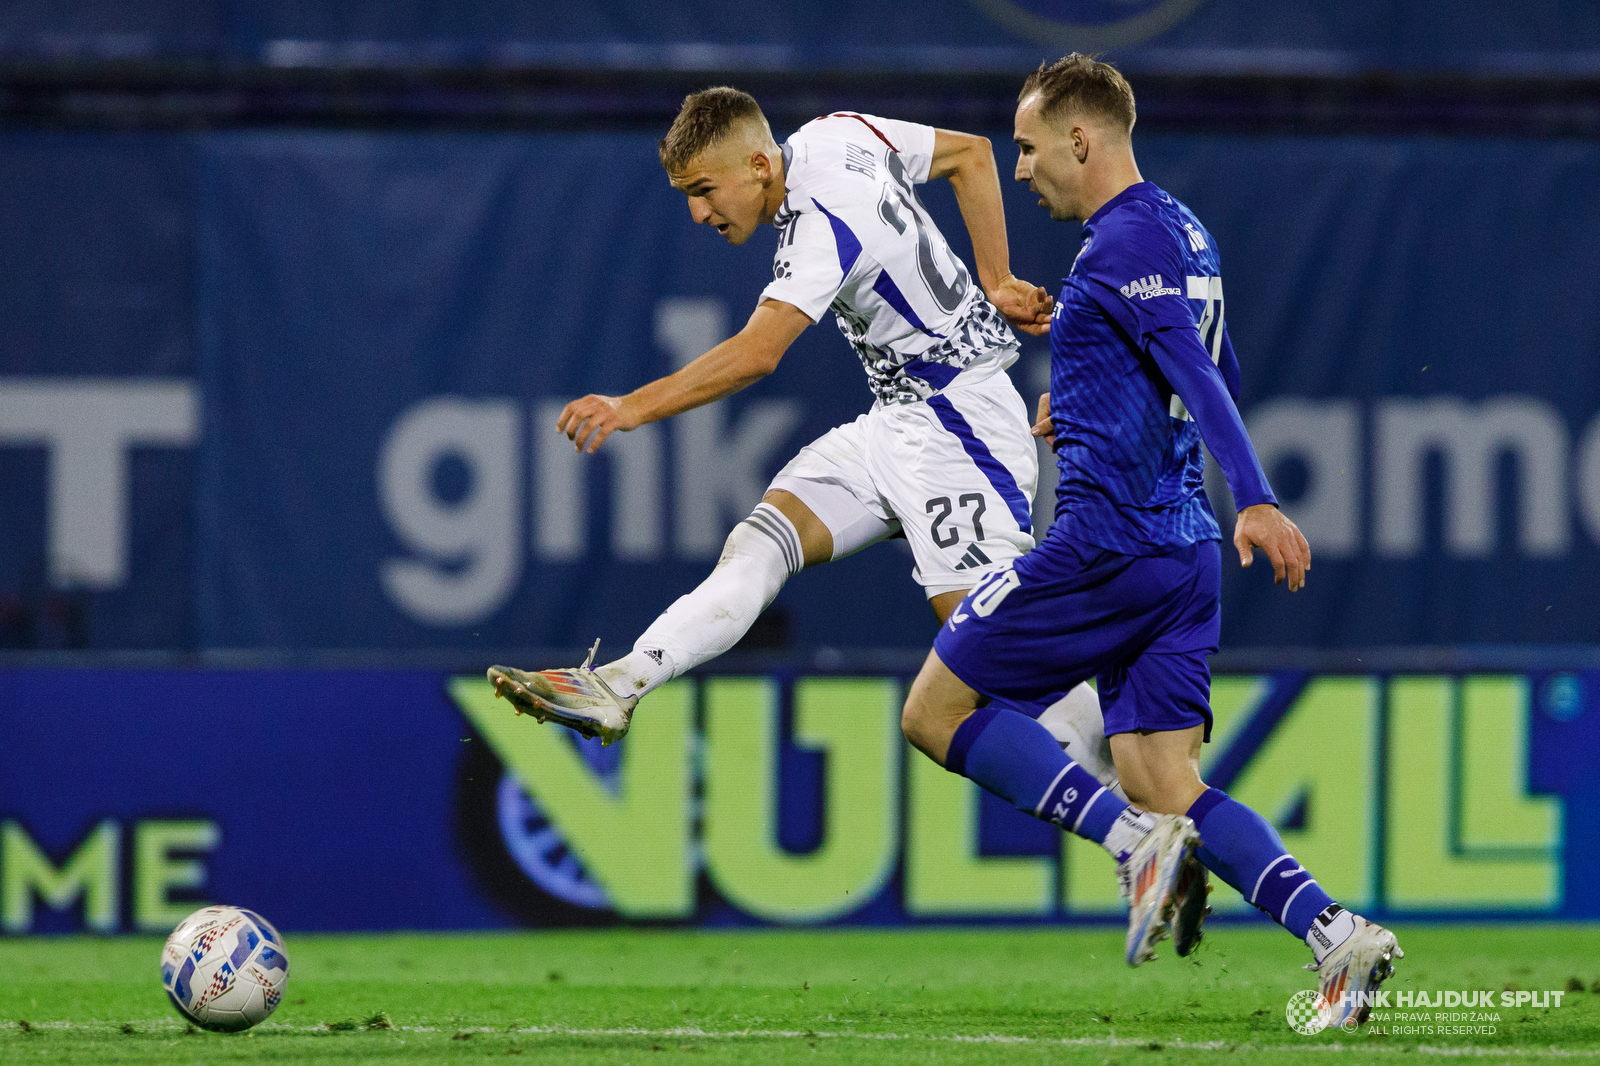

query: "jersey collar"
xmin=1085 ymin=181 xmax=1161 ymax=228
xmin=772 ymin=141 xmax=798 ymax=227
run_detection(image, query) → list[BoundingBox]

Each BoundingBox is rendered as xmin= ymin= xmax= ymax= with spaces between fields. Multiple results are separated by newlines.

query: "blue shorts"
xmin=934 ymin=528 xmax=1221 ymax=741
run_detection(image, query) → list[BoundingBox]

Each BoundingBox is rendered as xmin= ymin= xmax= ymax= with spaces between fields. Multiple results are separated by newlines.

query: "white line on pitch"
xmin=4 ymin=1019 xmax=1598 ymax=1058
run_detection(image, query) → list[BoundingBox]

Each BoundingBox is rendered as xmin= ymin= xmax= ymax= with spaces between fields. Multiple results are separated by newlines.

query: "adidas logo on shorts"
xmin=953 ymin=543 xmax=992 ymax=571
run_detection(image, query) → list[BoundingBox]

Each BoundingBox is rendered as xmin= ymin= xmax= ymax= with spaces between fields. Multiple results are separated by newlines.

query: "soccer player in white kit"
xmin=488 ymin=87 xmax=1061 ymax=744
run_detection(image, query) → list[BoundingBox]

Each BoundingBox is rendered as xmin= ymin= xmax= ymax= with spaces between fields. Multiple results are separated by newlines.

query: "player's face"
xmin=1013 ymin=94 xmax=1083 ymax=222
xmin=668 ymin=142 xmax=776 ymax=246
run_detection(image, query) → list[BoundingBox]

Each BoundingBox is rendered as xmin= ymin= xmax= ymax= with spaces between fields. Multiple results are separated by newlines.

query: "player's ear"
xmin=1072 ymin=125 xmax=1089 ymax=164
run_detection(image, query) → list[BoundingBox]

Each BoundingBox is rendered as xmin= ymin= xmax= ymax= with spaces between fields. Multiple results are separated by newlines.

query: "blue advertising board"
xmin=193 ymin=129 xmax=1600 ymax=650
xmin=0 ymin=134 xmax=197 ymax=650
xmin=0 ymin=665 xmax=1593 ymax=933
xmin=5 ymin=125 xmax=1600 ymax=651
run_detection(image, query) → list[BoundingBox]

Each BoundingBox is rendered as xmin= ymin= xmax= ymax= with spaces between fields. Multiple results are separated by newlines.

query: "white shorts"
xmin=769 ymin=370 xmax=1038 ymax=598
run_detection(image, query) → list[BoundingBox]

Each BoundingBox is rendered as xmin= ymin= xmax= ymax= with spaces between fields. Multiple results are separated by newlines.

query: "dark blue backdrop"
xmin=2 ymin=125 xmax=1597 ymax=650
xmin=2 ymin=0 xmax=1597 ymax=73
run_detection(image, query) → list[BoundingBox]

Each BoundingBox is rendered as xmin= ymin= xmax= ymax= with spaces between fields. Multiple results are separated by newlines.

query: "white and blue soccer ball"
xmin=160 ymin=905 xmax=290 ymax=1032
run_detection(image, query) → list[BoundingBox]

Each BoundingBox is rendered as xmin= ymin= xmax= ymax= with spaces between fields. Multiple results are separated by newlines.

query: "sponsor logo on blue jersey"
xmin=1119 ymin=274 xmax=1183 ymax=300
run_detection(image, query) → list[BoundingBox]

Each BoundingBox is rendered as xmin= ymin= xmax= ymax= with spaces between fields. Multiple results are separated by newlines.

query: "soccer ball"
xmin=160 ymin=905 xmax=290 ymax=1032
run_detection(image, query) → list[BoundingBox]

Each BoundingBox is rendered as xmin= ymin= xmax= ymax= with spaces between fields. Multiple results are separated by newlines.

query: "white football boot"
xmin=1308 ymin=914 xmax=1403 ymax=1028
xmin=487 ymin=641 xmax=638 ymax=746
xmin=1118 ymin=813 xmax=1205 ymax=966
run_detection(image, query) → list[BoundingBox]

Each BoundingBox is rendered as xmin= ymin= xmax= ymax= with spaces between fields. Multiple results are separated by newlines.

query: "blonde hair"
xmin=659 ymin=86 xmax=766 ymax=171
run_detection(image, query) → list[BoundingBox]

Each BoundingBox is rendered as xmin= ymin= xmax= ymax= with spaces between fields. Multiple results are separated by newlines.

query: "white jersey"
xmin=761 ymin=112 xmax=1018 ymax=407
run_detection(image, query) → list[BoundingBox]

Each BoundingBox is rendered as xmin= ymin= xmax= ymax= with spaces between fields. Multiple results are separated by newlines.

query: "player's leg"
xmin=589 ymin=489 xmax=831 ymax=699
xmin=904 ymin=533 xmax=1198 ymax=961
xmin=487 ymin=490 xmax=829 ymax=742
xmin=489 ymin=420 xmax=896 ymax=742
xmin=594 ymin=414 xmax=900 ymax=700
xmin=1109 ymin=647 xmax=1401 ymax=1021
xmin=922 ymin=531 xmax=1264 ymax=964
xmin=902 ymin=645 xmax=1151 ymax=862
xmin=930 ymin=584 xmax=1118 ymax=795
xmin=1101 ymin=712 xmax=1212 ymax=960
xmin=903 ymin=638 xmax=1199 ymax=967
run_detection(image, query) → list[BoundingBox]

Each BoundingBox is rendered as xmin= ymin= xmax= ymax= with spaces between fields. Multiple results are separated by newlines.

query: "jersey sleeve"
xmin=1216 ymin=324 xmax=1243 ymax=400
xmin=1147 ymin=326 xmax=1277 ymax=510
xmin=859 ymin=115 xmax=936 ymax=183
xmin=1078 ymin=211 xmax=1196 ymax=337
xmin=760 ymin=209 xmax=854 ymax=323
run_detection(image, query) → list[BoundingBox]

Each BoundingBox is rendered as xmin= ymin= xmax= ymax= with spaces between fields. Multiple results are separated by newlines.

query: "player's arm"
xmin=1145 ymin=326 xmax=1312 ymax=590
xmin=558 ymin=299 xmax=810 ymax=454
xmin=928 ymin=130 xmax=1053 ymax=336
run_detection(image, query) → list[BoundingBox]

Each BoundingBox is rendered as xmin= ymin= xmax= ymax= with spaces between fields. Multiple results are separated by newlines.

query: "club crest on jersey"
xmin=1120 ymin=274 xmax=1182 ymax=300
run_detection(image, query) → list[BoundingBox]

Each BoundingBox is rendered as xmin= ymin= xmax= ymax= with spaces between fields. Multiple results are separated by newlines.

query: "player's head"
xmin=660 ymin=87 xmax=784 ymax=246
xmin=1013 ymin=54 xmax=1137 ymax=221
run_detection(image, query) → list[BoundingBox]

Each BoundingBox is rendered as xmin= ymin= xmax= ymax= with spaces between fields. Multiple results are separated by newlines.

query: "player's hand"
xmin=1234 ymin=503 xmax=1312 ymax=591
xmin=557 ymin=394 xmax=640 ymax=454
xmin=1030 ymin=391 xmax=1055 ymax=449
xmin=988 ymin=274 xmax=1054 ymax=336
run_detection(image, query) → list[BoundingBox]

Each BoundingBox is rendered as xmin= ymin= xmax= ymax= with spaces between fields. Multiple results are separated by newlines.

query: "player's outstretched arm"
xmin=928 ymin=129 xmax=1053 ymax=336
xmin=558 ymin=299 xmax=810 ymax=453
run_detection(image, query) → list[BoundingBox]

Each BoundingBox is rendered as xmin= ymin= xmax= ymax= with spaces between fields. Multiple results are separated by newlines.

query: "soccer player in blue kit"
xmin=900 ymin=55 xmax=1402 ymax=1025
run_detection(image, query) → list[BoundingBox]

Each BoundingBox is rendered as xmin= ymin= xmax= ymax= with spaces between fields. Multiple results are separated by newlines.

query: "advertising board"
xmin=1 ymin=665 xmax=1591 ymax=933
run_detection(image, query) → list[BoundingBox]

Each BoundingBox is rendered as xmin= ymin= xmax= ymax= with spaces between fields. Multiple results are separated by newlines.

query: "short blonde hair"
xmin=658 ymin=86 xmax=766 ymax=172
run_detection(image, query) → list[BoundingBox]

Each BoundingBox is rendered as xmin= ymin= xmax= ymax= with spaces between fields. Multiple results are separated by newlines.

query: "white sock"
xmin=595 ymin=502 xmax=802 ymax=700
xmin=593 ymin=646 xmax=676 ymax=700
xmin=1306 ymin=904 xmax=1356 ymax=964
xmin=1102 ymin=807 xmax=1158 ymax=864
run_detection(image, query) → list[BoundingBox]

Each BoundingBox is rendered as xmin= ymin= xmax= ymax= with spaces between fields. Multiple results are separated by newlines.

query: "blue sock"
xmin=947 ymin=706 xmax=1146 ymax=859
xmin=1187 ymin=787 xmax=1340 ymax=944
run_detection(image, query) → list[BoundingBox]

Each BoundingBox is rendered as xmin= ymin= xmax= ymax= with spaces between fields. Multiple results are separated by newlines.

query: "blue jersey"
xmin=1047 ymin=181 xmax=1275 ymax=555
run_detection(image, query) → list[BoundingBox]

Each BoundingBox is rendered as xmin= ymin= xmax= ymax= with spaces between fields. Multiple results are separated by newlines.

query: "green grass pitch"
xmin=2 ymin=924 xmax=1597 ymax=1064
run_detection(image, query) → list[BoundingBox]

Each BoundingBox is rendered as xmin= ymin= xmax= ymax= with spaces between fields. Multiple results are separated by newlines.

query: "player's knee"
xmin=900 ymin=689 xmax=973 ymax=767
xmin=899 ymin=687 xmax=944 ymax=754
xmin=900 ymin=689 xmax=929 ymax=743
xmin=716 ymin=505 xmax=801 ymax=584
